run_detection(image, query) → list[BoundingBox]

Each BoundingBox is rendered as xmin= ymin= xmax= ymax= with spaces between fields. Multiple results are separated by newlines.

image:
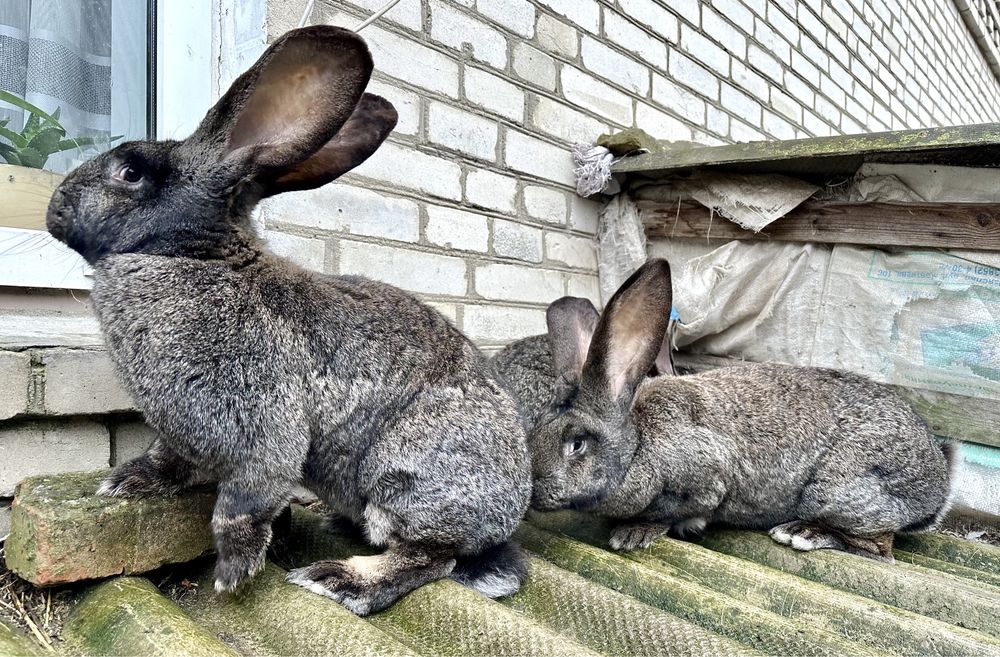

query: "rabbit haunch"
xmin=45 ymin=26 xmax=530 ymax=615
xmin=523 ymin=259 xmax=953 ymax=562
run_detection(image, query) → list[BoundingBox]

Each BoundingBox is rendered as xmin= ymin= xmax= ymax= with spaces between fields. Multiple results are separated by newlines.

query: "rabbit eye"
xmin=114 ymin=164 xmax=143 ymax=184
xmin=565 ymin=438 xmax=588 ymax=457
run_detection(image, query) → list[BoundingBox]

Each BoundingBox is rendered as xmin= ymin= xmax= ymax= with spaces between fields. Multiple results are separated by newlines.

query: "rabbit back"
xmin=625 ymin=363 xmax=950 ymax=532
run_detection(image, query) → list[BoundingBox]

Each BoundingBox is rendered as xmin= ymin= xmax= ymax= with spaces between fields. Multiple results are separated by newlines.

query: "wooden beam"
xmin=640 ymin=200 xmax=1000 ymax=250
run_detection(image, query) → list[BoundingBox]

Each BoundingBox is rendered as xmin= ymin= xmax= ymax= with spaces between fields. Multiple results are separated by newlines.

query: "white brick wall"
xmin=256 ymin=0 xmax=1000 ymax=354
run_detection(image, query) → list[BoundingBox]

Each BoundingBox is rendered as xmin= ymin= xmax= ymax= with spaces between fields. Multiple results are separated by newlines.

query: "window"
xmin=0 ymin=0 xmax=216 ymax=290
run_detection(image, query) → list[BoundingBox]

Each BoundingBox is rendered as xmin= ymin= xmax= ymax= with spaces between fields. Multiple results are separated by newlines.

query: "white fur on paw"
xmin=769 ymin=527 xmax=793 ymax=545
xmin=790 ymin=535 xmax=820 ymax=551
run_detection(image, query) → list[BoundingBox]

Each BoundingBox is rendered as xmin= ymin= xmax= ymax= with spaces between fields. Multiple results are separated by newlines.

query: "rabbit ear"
xmin=261 ymin=93 xmax=396 ymax=196
xmin=546 ymin=297 xmax=601 ymax=386
xmin=652 ymin=322 xmax=676 ymax=376
xmin=582 ymin=259 xmax=673 ymax=403
xmin=189 ymin=26 xmax=375 ymax=177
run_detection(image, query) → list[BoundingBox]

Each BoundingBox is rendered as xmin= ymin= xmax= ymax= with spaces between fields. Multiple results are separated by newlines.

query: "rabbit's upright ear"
xmin=582 ymin=259 xmax=673 ymax=403
xmin=189 ymin=26 xmax=394 ymax=190
xmin=547 ymin=297 xmax=600 ymax=387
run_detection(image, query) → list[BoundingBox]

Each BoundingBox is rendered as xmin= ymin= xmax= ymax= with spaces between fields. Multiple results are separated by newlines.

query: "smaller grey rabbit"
xmin=530 ymin=258 xmax=955 ymax=561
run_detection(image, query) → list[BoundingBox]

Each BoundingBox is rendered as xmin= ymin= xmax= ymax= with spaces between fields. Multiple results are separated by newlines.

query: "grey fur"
xmin=529 ymin=259 xmax=953 ymax=560
xmin=46 ymin=26 xmax=529 ymax=614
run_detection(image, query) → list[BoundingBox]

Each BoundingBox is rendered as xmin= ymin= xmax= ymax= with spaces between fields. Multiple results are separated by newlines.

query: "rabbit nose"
xmin=46 ymin=189 xmax=73 ymax=242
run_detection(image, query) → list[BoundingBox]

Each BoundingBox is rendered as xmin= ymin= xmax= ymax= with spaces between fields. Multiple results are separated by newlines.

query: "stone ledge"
xmin=5 ymin=471 xmax=214 ymax=586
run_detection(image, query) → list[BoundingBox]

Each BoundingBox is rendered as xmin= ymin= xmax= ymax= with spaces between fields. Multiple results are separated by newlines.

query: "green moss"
xmin=63 ymin=577 xmax=238 ymax=657
xmin=516 ymin=524 xmax=884 ymax=657
xmin=0 ymin=619 xmax=43 ymax=657
xmin=532 ymin=511 xmax=1000 ymax=656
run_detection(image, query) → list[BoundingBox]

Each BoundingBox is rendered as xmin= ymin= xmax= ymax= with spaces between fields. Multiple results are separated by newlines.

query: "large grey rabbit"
xmin=45 ymin=26 xmax=530 ymax=614
xmin=529 ymin=258 xmax=954 ymax=561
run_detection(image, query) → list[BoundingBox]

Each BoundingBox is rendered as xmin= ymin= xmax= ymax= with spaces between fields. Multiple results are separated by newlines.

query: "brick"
xmin=581 ymin=37 xmax=650 ymax=95
xmin=475 ymin=263 xmax=564 ymax=303
xmin=39 ymin=349 xmax=134 ymax=415
xmin=477 ymin=0 xmax=535 ymax=37
xmin=428 ymin=303 xmax=458 ymax=324
xmin=0 ymin=419 xmax=110 ymax=496
xmin=427 ymin=101 xmax=499 ymax=161
xmin=535 ymin=0 xmax=600 ymax=33
xmin=513 ymin=42 xmax=557 ymax=91
xmin=355 ymin=142 xmax=463 ymax=201
xmin=338 ymin=241 xmax=468 ymax=297
xmin=504 ymin=130 xmax=575 ymax=187
xmin=615 ymin=0 xmax=678 ymax=43
xmin=366 ymin=79 xmax=420 ymax=136
xmin=464 ymin=66 xmax=525 ymax=121
xmin=635 ymin=103 xmax=692 ymax=141
xmin=712 ymin=0 xmax=754 ymax=27
xmin=706 ymin=106 xmax=731 ymax=137
xmin=535 ymin=14 xmax=578 ymax=57
xmin=6 ymin=471 xmax=214 ymax=586
xmin=429 ymin=1 xmax=507 ymax=69
xmin=565 ymin=273 xmax=602 ymax=305
xmin=770 ymin=88 xmax=803 ymax=122
xmin=730 ymin=118 xmax=766 ymax=142
xmin=763 ymin=109 xmax=797 ymax=139
xmin=730 ymin=60 xmax=769 ymax=99
xmin=681 ymin=25 xmax=731 ymax=76
xmin=425 ymin=206 xmax=490 ymax=253
xmin=263 ymin=231 xmax=326 ymax=273
xmin=342 ymin=0 xmax=422 ymax=30
xmin=748 ymin=43 xmax=783 ymax=83
xmin=262 ymin=183 xmax=420 ymax=243
xmin=463 ymin=304 xmax=547 ymax=343
xmin=523 ymin=186 xmax=568 ymax=224
xmin=669 ymin=50 xmax=719 ymax=100
xmin=492 ymin=219 xmax=544 ymax=263
xmin=361 ymin=24 xmax=459 ymax=97
xmin=570 ymin=196 xmax=601 ymax=234
xmin=701 ymin=8 xmax=746 ymax=58
xmin=530 ymin=96 xmax=609 ymax=144
xmin=721 ymin=83 xmax=762 ymax=125
xmin=112 ymin=421 xmax=155 ymax=466
xmin=465 ymin=169 xmax=518 ymax=214
xmin=561 ymin=66 xmax=633 ymax=126
xmin=603 ymin=11 xmax=667 ymax=70
xmin=0 ymin=351 xmax=29 ymax=420
xmin=651 ymin=75 xmax=706 ymax=124
xmin=544 ymin=233 xmax=598 ymax=269
xmin=0 ymin=501 xmax=9 ymax=539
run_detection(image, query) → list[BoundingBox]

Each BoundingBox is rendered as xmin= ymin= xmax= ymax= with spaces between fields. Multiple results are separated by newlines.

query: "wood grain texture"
xmin=0 ymin=164 xmax=62 ymax=231
xmin=640 ymin=200 xmax=1000 ymax=250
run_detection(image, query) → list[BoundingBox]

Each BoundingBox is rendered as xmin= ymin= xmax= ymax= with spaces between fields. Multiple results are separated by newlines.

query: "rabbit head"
xmin=529 ymin=259 xmax=673 ymax=511
xmin=46 ymin=26 xmax=396 ymax=264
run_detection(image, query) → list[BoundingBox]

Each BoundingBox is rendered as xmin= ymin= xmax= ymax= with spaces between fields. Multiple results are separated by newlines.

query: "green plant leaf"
xmin=28 ymin=125 xmax=65 ymax=156
xmin=1 ymin=151 xmax=21 ymax=165
xmin=14 ymin=146 xmax=46 ymax=168
xmin=0 ymin=90 xmax=61 ymax=125
xmin=22 ymin=112 xmax=42 ymax=140
xmin=0 ymin=125 xmax=28 ymax=149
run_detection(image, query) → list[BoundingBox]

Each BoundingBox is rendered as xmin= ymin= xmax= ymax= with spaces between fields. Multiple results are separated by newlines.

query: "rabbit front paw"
xmin=609 ymin=522 xmax=670 ymax=551
xmin=214 ymin=548 xmax=267 ymax=593
xmin=97 ymin=461 xmax=183 ymax=498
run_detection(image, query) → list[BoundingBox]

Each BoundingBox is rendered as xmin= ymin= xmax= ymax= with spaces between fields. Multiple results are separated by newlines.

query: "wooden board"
xmin=673 ymin=353 xmax=1000 ymax=449
xmin=640 ymin=200 xmax=1000 ymax=251
xmin=0 ymin=164 xmax=63 ymax=231
xmin=613 ymin=122 xmax=1000 ymax=176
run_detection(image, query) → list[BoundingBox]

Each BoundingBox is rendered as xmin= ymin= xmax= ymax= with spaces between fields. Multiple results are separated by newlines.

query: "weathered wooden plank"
xmin=613 ymin=122 xmax=1000 ymax=175
xmin=0 ymin=164 xmax=62 ymax=231
xmin=640 ymin=200 xmax=1000 ymax=250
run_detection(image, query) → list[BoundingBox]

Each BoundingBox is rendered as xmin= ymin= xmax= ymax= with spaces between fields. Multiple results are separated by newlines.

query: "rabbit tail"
xmin=450 ymin=541 xmax=528 ymax=598
xmin=902 ymin=440 xmax=960 ymax=534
